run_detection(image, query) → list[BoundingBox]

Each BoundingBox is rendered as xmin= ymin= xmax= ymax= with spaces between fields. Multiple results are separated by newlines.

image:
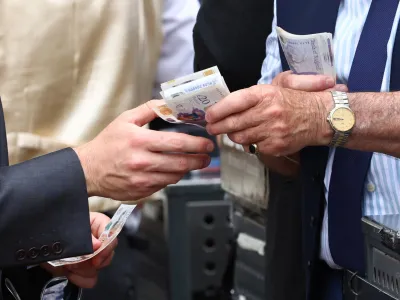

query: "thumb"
xmin=126 ymin=100 xmax=165 ymax=127
xmin=92 ymin=234 xmax=102 ymax=252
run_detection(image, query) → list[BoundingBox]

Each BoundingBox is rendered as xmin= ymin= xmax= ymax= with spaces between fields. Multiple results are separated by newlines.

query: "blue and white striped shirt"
xmin=259 ymin=0 xmax=400 ymax=269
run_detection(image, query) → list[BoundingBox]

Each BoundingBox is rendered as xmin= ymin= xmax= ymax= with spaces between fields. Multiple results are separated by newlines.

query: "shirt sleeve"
xmin=258 ymin=0 xmax=282 ymax=85
xmin=152 ymin=0 xmax=200 ymax=98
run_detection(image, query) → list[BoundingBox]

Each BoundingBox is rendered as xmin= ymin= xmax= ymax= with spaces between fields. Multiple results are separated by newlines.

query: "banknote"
xmin=152 ymin=66 xmax=230 ymax=128
xmin=160 ymin=66 xmax=219 ymax=91
xmin=161 ymin=73 xmax=227 ymax=100
xmin=48 ymin=204 xmax=137 ymax=267
xmin=277 ymin=27 xmax=335 ymax=78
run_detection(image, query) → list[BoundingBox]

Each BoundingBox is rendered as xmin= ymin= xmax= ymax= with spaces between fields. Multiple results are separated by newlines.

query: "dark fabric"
xmin=328 ymin=0 xmax=399 ymax=274
xmin=194 ymin=2 xmax=307 ymax=300
xmin=0 ymin=99 xmax=92 ymax=299
xmin=310 ymin=261 xmax=343 ymax=300
xmin=275 ymin=1 xmax=341 ymax=298
xmin=193 ymin=0 xmax=273 ymax=92
xmin=1 ymin=267 xmax=52 ymax=300
xmin=265 ymin=172 xmax=305 ymax=300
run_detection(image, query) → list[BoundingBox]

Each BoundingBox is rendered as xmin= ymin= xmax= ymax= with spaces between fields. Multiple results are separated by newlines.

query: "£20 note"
xmin=277 ymin=27 xmax=335 ymax=78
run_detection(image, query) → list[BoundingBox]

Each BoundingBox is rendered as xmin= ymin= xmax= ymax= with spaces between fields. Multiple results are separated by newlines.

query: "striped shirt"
xmin=259 ymin=0 xmax=400 ymax=269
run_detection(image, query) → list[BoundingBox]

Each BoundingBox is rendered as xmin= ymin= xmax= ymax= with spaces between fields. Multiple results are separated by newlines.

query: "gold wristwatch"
xmin=327 ymin=91 xmax=355 ymax=147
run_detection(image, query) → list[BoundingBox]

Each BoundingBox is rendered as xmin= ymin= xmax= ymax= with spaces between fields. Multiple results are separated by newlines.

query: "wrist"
xmin=73 ymin=144 xmax=97 ymax=197
xmin=314 ymin=91 xmax=334 ymax=146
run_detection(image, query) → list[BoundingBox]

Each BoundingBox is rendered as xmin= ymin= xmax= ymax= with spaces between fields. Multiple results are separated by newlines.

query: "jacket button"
xmin=41 ymin=245 xmax=50 ymax=257
xmin=28 ymin=247 xmax=40 ymax=259
xmin=16 ymin=249 xmax=26 ymax=261
xmin=52 ymin=242 xmax=63 ymax=255
xmin=307 ymin=260 xmax=312 ymax=267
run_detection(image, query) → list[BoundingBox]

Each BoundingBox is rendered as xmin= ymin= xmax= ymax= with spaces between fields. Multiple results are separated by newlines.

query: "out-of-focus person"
xmin=1 ymin=0 xmax=199 ymax=212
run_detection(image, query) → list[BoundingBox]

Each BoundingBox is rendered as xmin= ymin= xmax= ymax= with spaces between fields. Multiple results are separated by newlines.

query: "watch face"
xmin=331 ymin=107 xmax=355 ymax=131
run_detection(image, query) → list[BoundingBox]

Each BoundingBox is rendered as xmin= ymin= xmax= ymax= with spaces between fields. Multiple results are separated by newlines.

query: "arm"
xmin=0 ymin=148 xmax=92 ymax=268
xmin=317 ymin=91 xmax=400 ymax=157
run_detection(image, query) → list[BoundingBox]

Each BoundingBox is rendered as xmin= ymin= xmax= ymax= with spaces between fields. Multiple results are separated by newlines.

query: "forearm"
xmin=318 ymin=91 xmax=400 ymax=157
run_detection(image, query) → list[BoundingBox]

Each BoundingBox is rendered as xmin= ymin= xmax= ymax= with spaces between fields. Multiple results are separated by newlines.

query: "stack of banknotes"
xmin=151 ymin=66 xmax=230 ymax=127
xmin=277 ymin=27 xmax=335 ymax=77
xmin=49 ymin=204 xmax=137 ymax=267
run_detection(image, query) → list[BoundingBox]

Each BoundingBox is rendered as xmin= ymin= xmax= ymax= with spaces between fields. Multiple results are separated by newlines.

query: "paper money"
xmin=277 ymin=27 xmax=335 ymax=78
xmin=48 ymin=204 xmax=137 ymax=267
xmin=160 ymin=66 xmax=220 ymax=91
xmin=152 ymin=66 xmax=230 ymax=128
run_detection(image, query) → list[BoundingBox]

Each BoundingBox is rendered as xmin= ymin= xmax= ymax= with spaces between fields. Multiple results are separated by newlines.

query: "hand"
xmin=74 ymin=101 xmax=214 ymax=201
xmin=272 ymin=70 xmax=348 ymax=92
xmin=42 ymin=213 xmax=117 ymax=289
xmin=205 ymin=85 xmax=331 ymax=156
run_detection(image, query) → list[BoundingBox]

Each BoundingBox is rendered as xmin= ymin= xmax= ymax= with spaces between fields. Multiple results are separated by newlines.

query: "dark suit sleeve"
xmin=0 ymin=148 xmax=92 ymax=268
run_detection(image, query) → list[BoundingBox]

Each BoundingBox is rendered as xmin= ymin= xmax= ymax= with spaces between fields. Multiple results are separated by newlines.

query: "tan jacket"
xmin=0 ymin=0 xmax=164 ymax=211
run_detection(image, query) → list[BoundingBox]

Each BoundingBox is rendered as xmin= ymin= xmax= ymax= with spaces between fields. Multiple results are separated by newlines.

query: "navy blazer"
xmin=0 ymin=100 xmax=93 ymax=299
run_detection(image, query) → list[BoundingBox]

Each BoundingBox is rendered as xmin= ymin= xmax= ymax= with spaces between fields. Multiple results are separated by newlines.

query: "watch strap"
xmin=329 ymin=91 xmax=351 ymax=147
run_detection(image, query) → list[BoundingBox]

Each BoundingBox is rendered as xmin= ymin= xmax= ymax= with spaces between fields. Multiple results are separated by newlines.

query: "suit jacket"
xmin=193 ymin=1 xmax=305 ymax=300
xmin=0 ymin=0 xmax=164 ymax=213
xmin=0 ymin=101 xmax=93 ymax=299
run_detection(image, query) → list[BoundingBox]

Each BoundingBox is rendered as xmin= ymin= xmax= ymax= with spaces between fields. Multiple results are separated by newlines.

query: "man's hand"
xmin=74 ymin=101 xmax=214 ymax=201
xmin=206 ymin=72 xmax=346 ymax=160
xmin=272 ymin=71 xmax=348 ymax=92
xmin=42 ymin=213 xmax=117 ymax=289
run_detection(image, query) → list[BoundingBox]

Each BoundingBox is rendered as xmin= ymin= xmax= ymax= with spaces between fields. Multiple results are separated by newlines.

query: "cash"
xmin=152 ymin=66 xmax=230 ymax=128
xmin=277 ymin=27 xmax=335 ymax=78
xmin=48 ymin=204 xmax=137 ymax=267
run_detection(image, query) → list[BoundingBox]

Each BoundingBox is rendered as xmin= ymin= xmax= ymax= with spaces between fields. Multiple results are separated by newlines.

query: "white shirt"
xmin=259 ymin=0 xmax=400 ymax=269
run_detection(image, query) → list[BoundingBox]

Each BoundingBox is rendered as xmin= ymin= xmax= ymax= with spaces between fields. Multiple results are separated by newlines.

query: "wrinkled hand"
xmin=206 ymin=84 xmax=330 ymax=156
xmin=42 ymin=213 xmax=117 ymax=289
xmin=74 ymin=101 xmax=214 ymax=201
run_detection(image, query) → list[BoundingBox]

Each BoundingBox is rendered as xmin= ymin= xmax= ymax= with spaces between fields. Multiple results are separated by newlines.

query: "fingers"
xmin=90 ymin=212 xmax=112 ymax=238
xmin=129 ymin=153 xmax=211 ymax=173
xmin=123 ymin=100 xmax=165 ymax=127
xmin=65 ymin=261 xmax=98 ymax=278
xmin=96 ymin=251 xmax=115 ymax=269
xmin=145 ymin=131 xmax=214 ymax=153
xmin=67 ymin=272 xmax=98 ymax=289
xmin=274 ymin=71 xmax=335 ymax=91
xmin=92 ymin=239 xmax=118 ymax=268
xmin=205 ymin=88 xmax=259 ymax=124
xmin=327 ymin=84 xmax=349 ymax=92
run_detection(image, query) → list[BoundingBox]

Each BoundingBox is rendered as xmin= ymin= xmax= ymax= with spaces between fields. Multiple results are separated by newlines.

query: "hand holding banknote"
xmin=206 ymin=28 xmax=340 ymax=158
xmin=42 ymin=212 xmax=118 ymax=288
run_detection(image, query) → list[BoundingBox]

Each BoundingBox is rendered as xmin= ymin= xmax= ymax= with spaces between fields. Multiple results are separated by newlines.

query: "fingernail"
xmin=325 ymin=77 xmax=335 ymax=86
xmin=207 ymin=143 xmax=214 ymax=152
xmin=203 ymin=157 xmax=211 ymax=168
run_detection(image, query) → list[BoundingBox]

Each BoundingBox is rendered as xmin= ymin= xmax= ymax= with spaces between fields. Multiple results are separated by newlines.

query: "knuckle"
xmin=228 ymin=117 xmax=239 ymax=131
xmin=129 ymin=176 xmax=147 ymax=189
xmin=229 ymin=132 xmax=245 ymax=144
xmin=269 ymin=104 xmax=284 ymax=118
xmin=129 ymin=156 xmax=150 ymax=171
xmin=130 ymin=129 xmax=148 ymax=147
xmin=169 ymin=137 xmax=185 ymax=152
xmin=177 ymin=158 xmax=190 ymax=172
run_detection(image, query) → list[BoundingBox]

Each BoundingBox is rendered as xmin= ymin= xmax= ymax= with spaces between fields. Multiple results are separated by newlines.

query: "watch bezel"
xmin=327 ymin=104 xmax=355 ymax=133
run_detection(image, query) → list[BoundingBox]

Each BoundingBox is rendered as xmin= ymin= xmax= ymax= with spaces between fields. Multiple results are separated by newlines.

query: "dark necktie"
xmin=328 ymin=0 xmax=399 ymax=273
